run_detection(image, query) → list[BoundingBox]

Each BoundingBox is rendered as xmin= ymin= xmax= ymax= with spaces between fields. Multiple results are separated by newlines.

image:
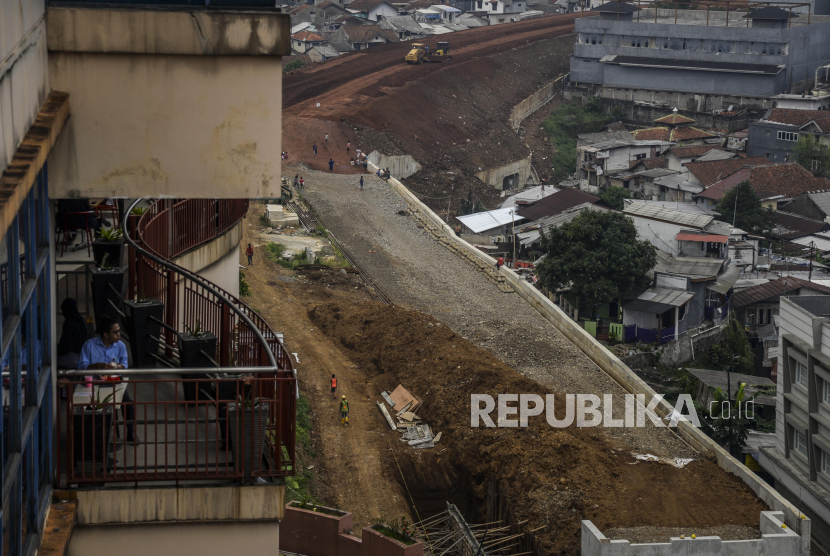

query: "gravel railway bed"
xmin=295 ymin=164 xmax=697 ymax=459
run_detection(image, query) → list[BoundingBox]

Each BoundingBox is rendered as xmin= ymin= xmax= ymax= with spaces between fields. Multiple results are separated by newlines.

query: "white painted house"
xmin=430 ymin=4 xmax=462 ymax=24
xmin=472 ymin=0 xmax=527 ymax=24
xmin=347 ymin=0 xmax=398 ymax=21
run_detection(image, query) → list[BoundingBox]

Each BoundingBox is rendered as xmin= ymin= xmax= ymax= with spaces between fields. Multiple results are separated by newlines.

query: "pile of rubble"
xmin=377 ymin=384 xmax=441 ymax=450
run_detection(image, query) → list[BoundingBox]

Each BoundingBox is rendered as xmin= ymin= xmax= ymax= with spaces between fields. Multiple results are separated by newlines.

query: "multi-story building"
xmin=748 ymin=108 xmax=830 ymax=163
xmin=765 ymin=295 xmax=830 ymax=553
xmin=568 ymin=1 xmax=830 ymax=112
xmin=2 ymin=2 xmax=295 ymax=555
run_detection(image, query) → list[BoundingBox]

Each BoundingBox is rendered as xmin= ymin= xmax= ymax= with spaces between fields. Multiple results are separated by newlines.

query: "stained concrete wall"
xmin=659 ymin=323 xmax=725 ymax=367
xmin=0 ymin=0 xmax=49 ymax=176
xmin=510 ymin=80 xmax=559 ymax=130
xmin=45 ymin=6 xmax=289 ymax=200
xmin=581 ymin=511 xmax=800 ymax=555
xmin=376 ymin=162 xmax=813 ymax=556
xmin=69 ymin=522 xmax=280 ymax=556
xmin=366 ymin=151 xmax=422 ymax=179
xmin=475 ymin=155 xmax=533 ymax=191
xmin=172 ymin=220 xmax=243 ymax=299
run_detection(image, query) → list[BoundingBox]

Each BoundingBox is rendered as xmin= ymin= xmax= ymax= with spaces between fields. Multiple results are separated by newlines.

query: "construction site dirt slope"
xmin=282 ymin=14 xmax=578 ymax=215
xmin=308 ymin=299 xmax=769 ymax=554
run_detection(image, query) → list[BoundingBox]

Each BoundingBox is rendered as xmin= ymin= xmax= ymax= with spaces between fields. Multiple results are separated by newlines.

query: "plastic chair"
xmin=94 ymin=203 xmax=119 ymax=229
xmin=58 ymin=212 xmax=94 ymax=257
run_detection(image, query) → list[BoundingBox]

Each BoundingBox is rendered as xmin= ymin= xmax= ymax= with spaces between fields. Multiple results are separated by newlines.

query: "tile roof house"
xmin=346 ymin=0 xmax=399 ymax=21
xmin=747 ymin=108 xmax=830 ymax=164
xmin=516 ymin=187 xmax=605 ymax=221
xmin=733 ymin=276 xmax=830 ymax=333
xmin=749 ymin=163 xmax=830 ymax=204
xmin=632 ymin=111 xmax=720 ymax=145
xmin=629 ymin=157 xmax=668 ymax=171
xmin=332 ymin=24 xmax=399 ymax=49
xmin=685 ymin=156 xmax=771 ymax=187
xmin=655 ymin=112 xmax=696 ymax=125
xmin=291 ymin=30 xmax=327 ymax=54
xmin=778 ymin=190 xmax=830 ymax=222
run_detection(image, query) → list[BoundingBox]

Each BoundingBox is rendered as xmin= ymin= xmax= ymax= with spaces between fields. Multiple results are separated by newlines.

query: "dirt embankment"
xmin=307 ymin=300 xmax=769 ymax=554
xmin=282 ymin=14 xmax=578 ymax=216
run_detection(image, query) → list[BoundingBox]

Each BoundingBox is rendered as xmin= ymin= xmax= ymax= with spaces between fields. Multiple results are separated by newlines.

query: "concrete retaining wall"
xmin=378 ymin=168 xmax=812 ymax=556
xmin=281 ymin=503 xmax=423 ymax=556
xmin=366 ymin=151 xmax=422 ymax=179
xmin=475 ymin=155 xmax=534 ymax=191
xmin=510 ymin=79 xmax=561 ymax=131
xmin=659 ymin=325 xmax=725 ymax=368
xmin=582 ymin=511 xmax=800 ymax=556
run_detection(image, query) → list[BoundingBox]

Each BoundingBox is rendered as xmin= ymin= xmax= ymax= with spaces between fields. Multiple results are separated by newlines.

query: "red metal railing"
xmin=58 ymin=198 xmax=296 ymax=486
xmin=60 ymin=377 xmax=295 ymax=484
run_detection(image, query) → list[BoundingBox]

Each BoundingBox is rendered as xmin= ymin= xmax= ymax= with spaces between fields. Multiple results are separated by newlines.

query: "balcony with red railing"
xmin=57 ymin=198 xmax=296 ymax=487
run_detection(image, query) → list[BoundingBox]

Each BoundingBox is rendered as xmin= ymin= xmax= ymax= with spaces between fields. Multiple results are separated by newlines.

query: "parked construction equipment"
xmin=405 ymin=42 xmax=452 ymax=64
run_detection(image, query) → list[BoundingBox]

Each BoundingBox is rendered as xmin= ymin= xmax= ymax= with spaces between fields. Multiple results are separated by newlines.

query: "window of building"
xmin=683 ymin=38 xmax=701 ymax=51
xmin=824 ymin=450 xmax=830 ymax=474
xmin=795 ymin=430 xmax=808 ymax=456
xmin=813 ymin=159 xmax=822 ymax=172
xmin=765 ymin=152 xmax=770 ymax=159
xmin=797 ymin=361 xmax=808 ymax=386
xmin=762 ymin=43 xmax=784 ymax=55
xmin=626 ymin=36 xmax=648 ymax=48
xmin=777 ymin=131 xmax=799 ymax=142
xmin=710 ymin=40 xmax=732 ymax=53
xmin=662 ymin=38 xmax=682 ymax=50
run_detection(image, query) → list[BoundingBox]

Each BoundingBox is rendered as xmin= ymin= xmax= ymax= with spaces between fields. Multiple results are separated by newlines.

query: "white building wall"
xmin=369 ymin=3 xmax=398 ymax=21
xmin=627 ymin=216 xmax=686 ymax=256
xmin=0 ymin=0 xmax=49 ymax=176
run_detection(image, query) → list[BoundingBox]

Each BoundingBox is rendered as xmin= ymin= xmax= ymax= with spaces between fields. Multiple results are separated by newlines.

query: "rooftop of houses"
xmin=695 ymin=149 xmax=736 ymax=163
xmin=624 ymin=287 xmax=696 ymax=313
xmin=516 ymin=187 xmax=605 ymax=221
xmin=685 ymin=156 xmax=771 ymax=187
xmin=694 ymin=167 xmax=752 ymax=202
xmin=664 ymin=256 xmax=725 ymax=280
xmin=652 ymin=173 xmax=705 ymax=193
xmin=576 ymin=129 xmax=635 ymax=146
xmin=380 ymin=14 xmax=424 ymax=33
xmin=744 ymin=6 xmax=798 ymax=19
xmin=775 ymin=211 xmax=830 ymax=239
xmin=750 ymin=163 xmax=830 ymax=201
xmin=340 ymin=24 xmax=399 ymax=42
xmin=516 ymin=202 xmax=610 ymax=246
xmin=655 ymin=112 xmax=696 ymax=125
xmin=591 ymin=1 xmax=640 ymax=13
xmin=759 ymin=108 xmax=830 ymax=132
xmin=733 ymin=276 xmax=830 ymax=308
xmin=687 ymin=368 xmax=776 ymax=406
xmin=606 ymin=6 xmax=829 ymax=28
xmin=622 ymin=202 xmax=714 ymax=229
xmin=629 ymin=157 xmax=668 ymax=170
xmin=628 ymin=200 xmax=717 ymax=215
xmin=347 ymin=0 xmax=394 ymax=11
xmin=292 ymin=30 xmax=326 ymax=41
xmin=456 ymin=206 xmax=526 ymax=233
xmin=667 ymin=145 xmax=720 ymax=159
xmin=500 ymin=185 xmax=560 ymax=208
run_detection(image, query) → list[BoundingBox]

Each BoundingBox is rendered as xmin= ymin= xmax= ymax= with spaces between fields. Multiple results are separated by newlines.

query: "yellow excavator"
xmin=405 ymin=42 xmax=452 ymax=64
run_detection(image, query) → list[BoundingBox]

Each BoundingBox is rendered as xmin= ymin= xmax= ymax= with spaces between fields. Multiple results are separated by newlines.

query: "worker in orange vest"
xmin=340 ymin=395 xmax=349 ymax=425
xmin=331 ymin=374 xmax=337 ymax=399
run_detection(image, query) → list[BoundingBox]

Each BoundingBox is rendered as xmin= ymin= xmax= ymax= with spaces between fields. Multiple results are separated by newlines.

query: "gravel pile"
xmin=294 ymin=163 xmax=698 ymax=459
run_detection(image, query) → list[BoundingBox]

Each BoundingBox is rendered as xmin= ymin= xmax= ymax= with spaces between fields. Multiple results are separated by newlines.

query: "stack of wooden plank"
xmin=376 ymin=384 xmax=441 ymax=450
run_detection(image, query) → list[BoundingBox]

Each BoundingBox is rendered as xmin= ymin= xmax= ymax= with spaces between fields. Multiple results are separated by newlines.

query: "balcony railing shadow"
xmin=57 ymin=198 xmax=296 ymax=487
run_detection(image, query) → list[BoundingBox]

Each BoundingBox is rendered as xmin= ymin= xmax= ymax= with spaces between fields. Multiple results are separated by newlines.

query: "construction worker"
xmin=340 ymin=395 xmax=349 ymax=425
xmin=331 ymin=374 xmax=337 ymax=399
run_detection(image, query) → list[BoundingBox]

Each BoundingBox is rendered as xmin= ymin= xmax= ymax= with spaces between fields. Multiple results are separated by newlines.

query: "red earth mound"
xmin=308 ymin=300 xmax=769 ymax=554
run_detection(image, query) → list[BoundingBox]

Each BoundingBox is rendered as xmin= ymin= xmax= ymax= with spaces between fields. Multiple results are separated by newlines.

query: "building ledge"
xmin=55 ymin=483 xmax=286 ymax=525
xmin=46 ymin=5 xmax=290 ymax=56
xmin=760 ymin=446 xmax=830 ymax=524
xmin=39 ymin=501 xmax=78 ymax=556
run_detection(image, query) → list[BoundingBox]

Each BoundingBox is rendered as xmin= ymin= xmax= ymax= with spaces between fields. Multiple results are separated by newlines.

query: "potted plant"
xmin=72 ymin=391 xmax=115 ymax=475
xmin=177 ymin=320 xmax=217 ymax=401
xmin=90 ymin=253 xmax=124 ymax=324
xmin=227 ymin=386 xmax=269 ymax=481
xmin=92 ymin=226 xmax=124 ymax=267
xmin=124 ymin=294 xmax=164 ymax=368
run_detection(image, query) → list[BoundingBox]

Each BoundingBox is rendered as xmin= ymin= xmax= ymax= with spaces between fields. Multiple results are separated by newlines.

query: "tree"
xmin=793 ymin=134 xmax=830 ymax=177
xmin=536 ymin=210 xmax=656 ymax=311
xmin=598 ymin=186 xmax=632 ymax=211
xmin=706 ymin=315 xmax=753 ymax=375
xmin=714 ymin=181 xmax=775 ymax=234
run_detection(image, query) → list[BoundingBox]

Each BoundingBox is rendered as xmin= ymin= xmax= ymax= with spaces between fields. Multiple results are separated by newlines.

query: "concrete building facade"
xmin=569 ymin=7 xmax=830 ymax=110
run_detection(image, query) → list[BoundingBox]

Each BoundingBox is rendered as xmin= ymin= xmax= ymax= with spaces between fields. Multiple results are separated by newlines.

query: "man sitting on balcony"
xmin=77 ymin=317 xmax=140 ymax=444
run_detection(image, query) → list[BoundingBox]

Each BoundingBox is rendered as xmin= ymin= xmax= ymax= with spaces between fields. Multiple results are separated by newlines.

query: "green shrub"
xmin=239 ymin=270 xmax=252 ymax=297
xmin=284 ymin=59 xmax=307 ymax=73
xmin=542 ymin=98 xmax=613 ymax=182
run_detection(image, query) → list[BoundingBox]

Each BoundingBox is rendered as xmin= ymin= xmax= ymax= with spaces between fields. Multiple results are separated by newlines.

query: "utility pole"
xmin=809 ymin=240 xmax=815 ymax=282
xmin=732 ymin=185 xmax=739 ymax=227
xmin=511 ymin=209 xmax=517 ymax=269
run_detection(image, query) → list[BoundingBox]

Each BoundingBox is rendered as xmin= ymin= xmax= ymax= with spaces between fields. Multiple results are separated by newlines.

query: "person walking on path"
xmin=340 ymin=395 xmax=349 ymax=425
xmin=359 ymin=176 xmax=364 ymax=191
xmin=313 ymin=143 xmax=318 ymax=158
xmin=331 ymin=374 xmax=337 ymax=399
xmin=299 ymin=177 xmax=304 ymax=190
xmin=346 ymin=141 xmax=350 ymax=154
xmin=325 ymin=132 xmax=329 ymax=143
xmin=294 ymin=174 xmax=299 ymax=189
xmin=245 ymin=244 xmax=254 ymax=265
xmin=329 ymin=158 xmax=335 ymax=172
xmin=496 ymin=256 xmax=504 ymax=271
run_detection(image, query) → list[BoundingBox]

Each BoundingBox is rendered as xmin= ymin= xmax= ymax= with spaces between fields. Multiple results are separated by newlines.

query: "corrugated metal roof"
xmin=623 ymin=203 xmax=714 ymax=228
xmin=808 ymin=191 xmax=830 ymax=217
xmin=676 ymin=232 xmax=728 ymax=243
xmin=628 ymin=200 xmax=716 ymax=216
xmin=791 ymin=234 xmax=830 ymax=253
xmin=696 ymin=149 xmax=736 ymax=163
xmin=733 ymin=276 xmax=830 ymax=308
xmin=500 ymin=185 xmax=559 ymax=208
xmin=665 ymin=256 xmax=724 ymax=279
xmin=707 ymin=264 xmax=741 ymax=294
xmin=456 ymin=207 xmax=525 ymax=234
xmin=687 ymin=368 xmax=775 ymax=406
xmin=517 ymin=188 xmax=603 ymax=221
xmin=624 ymin=288 xmax=695 ymax=313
